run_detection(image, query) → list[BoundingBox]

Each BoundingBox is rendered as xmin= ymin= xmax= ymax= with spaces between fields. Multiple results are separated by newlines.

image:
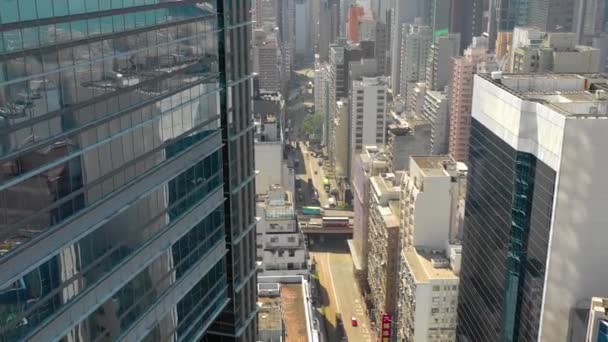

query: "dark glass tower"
xmin=0 ymin=0 xmax=254 ymax=341
xmin=204 ymin=0 xmax=258 ymax=341
xmin=457 ymin=118 xmax=555 ymax=342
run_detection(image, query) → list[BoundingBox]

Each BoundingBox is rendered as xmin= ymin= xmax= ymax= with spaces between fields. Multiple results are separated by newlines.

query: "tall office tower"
xmin=205 ymin=1 xmax=258 ymax=341
xmin=252 ymin=30 xmax=282 ymax=93
xmin=576 ymin=0 xmax=607 ymax=44
xmin=593 ymin=34 xmax=608 ymax=73
xmin=374 ymin=22 xmax=389 ymax=75
xmin=451 ymin=0 xmax=485 ymax=51
xmin=426 ymin=33 xmax=461 ymax=92
xmin=255 ymin=0 xmax=279 ymax=28
xmin=398 ymin=156 xmax=467 ymax=342
xmin=318 ymin=0 xmax=340 ymax=61
xmin=457 ymin=73 xmax=608 ymax=342
xmin=339 ymin=0 xmax=351 ymax=37
xmin=488 ymin=0 xmax=529 ymax=51
xmin=278 ymin=0 xmax=296 ymax=87
xmin=400 ymin=23 xmax=433 ymax=99
xmin=352 ymin=147 xmax=390 ymax=283
xmin=295 ymin=0 xmax=313 ymax=59
xmin=348 ymin=5 xmax=365 ymax=43
xmin=428 ymin=0 xmax=451 ymax=33
xmin=529 ymin=0 xmax=575 ymax=32
xmin=0 ymin=1 xmax=244 ymax=341
xmin=349 ymin=77 xmax=388 ymax=177
xmin=448 ymin=37 xmax=494 ymax=162
xmin=366 ymin=172 xmax=402 ymax=328
xmin=390 ymin=0 xmax=428 ymax=94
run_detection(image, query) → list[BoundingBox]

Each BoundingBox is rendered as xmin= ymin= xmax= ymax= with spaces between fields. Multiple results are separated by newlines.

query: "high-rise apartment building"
xmin=0 ymin=1 xmax=255 ymax=341
xmin=349 ymin=77 xmax=388 ymax=177
xmin=295 ymin=0 xmax=313 ymax=59
xmin=352 ymin=147 xmax=390 ymax=282
xmin=397 ymin=156 xmax=467 ymax=342
xmin=390 ymin=0 xmax=428 ymax=94
xmin=457 ymin=73 xmax=608 ymax=342
xmin=400 ymin=22 xmax=433 ymax=99
xmin=367 ymin=172 xmax=402 ymax=328
xmin=420 ymin=90 xmax=449 ymax=155
xmin=448 ymin=37 xmax=494 ymax=162
xmin=426 ymin=33 xmax=460 ymax=92
xmin=386 ymin=113 xmax=431 ymax=171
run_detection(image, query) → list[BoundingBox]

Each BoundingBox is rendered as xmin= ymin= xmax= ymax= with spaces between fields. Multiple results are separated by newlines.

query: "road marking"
xmin=325 ymin=253 xmax=341 ymax=314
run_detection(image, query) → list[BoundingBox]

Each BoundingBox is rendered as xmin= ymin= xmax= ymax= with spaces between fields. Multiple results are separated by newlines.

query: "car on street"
xmin=351 ymin=316 xmax=358 ymax=327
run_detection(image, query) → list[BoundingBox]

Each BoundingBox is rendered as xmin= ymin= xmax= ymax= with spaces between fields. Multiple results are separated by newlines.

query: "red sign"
xmin=380 ymin=314 xmax=391 ymax=342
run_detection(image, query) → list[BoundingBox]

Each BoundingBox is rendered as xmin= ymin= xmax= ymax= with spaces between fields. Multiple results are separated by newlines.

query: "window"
xmin=433 ymin=285 xmax=441 ymax=291
xmin=288 ymin=250 xmax=295 ymax=257
xmin=270 ymin=237 xmax=278 ymax=243
xmin=287 ymin=236 xmax=296 ymax=243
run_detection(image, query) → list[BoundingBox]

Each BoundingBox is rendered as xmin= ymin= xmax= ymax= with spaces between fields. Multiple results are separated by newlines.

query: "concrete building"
xmin=450 ymin=0 xmax=485 ymax=51
xmin=449 ymin=37 xmax=494 ymax=162
xmin=255 ymin=0 xmax=279 ymax=29
xmin=426 ymin=33 xmax=461 ymax=92
xmin=390 ymin=0 xmax=428 ymax=94
xmin=593 ymin=34 xmax=608 ymax=73
xmin=397 ymin=156 xmax=467 ymax=342
xmin=253 ymin=30 xmax=282 ymax=92
xmin=407 ymin=82 xmax=428 ymax=118
xmin=318 ymin=0 xmax=340 ymax=61
xmin=278 ymin=0 xmax=296 ymax=86
xmin=528 ymin=0 xmax=575 ymax=32
xmin=512 ymin=32 xmax=601 ymax=74
xmin=457 ymin=73 xmax=608 ymax=342
xmin=575 ymin=0 xmax=607 ymax=44
xmin=421 ymin=90 xmax=450 ymax=155
xmin=333 ymin=100 xmax=351 ymax=177
xmin=254 ymin=109 xmax=294 ymax=195
xmin=509 ymin=27 xmax=545 ymax=72
xmin=375 ymin=21 xmax=390 ymax=75
xmin=400 ymin=22 xmax=433 ymax=99
xmin=386 ymin=113 xmax=432 ymax=171
xmin=351 ymin=146 xmax=390 ymax=282
xmin=0 ymin=1 xmax=257 ymax=341
xmin=295 ymin=0 xmax=313 ymax=59
xmin=256 ymin=186 xmax=307 ymax=276
xmin=367 ymin=172 xmax=403 ymax=327
xmin=350 ymin=77 xmax=389 ymax=177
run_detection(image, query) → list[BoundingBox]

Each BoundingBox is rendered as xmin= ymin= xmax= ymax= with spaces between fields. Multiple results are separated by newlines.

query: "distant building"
xmin=397 ymin=155 xmax=467 ymax=342
xmin=448 ymin=37 xmax=495 ymax=162
xmin=256 ymin=186 xmax=307 ymax=276
xmin=295 ymin=0 xmax=313 ymax=59
xmin=457 ymin=73 xmax=608 ymax=342
xmin=333 ymin=100 xmax=350 ymax=177
xmin=512 ymin=32 xmax=601 ymax=73
xmin=367 ymin=172 xmax=403 ymax=328
xmin=421 ymin=90 xmax=449 ymax=155
xmin=253 ymin=30 xmax=282 ymax=92
xmin=425 ymin=33 xmax=460 ymax=92
xmin=400 ymin=22 xmax=433 ymax=99
xmin=349 ymin=77 xmax=388 ymax=177
xmin=528 ymin=0 xmax=575 ymax=32
xmin=386 ymin=113 xmax=432 ymax=171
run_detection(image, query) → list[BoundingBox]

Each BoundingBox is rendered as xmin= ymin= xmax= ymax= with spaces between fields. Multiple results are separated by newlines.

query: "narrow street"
xmin=310 ymin=237 xmax=373 ymax=342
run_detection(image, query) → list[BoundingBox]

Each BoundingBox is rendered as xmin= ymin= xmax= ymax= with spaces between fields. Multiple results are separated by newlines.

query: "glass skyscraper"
xmin=0 ymin=0 xmax=255 ymax=341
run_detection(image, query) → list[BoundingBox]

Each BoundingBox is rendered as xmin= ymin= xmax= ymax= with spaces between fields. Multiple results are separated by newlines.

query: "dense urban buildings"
xmin=457 ymin=73 xmax=608 ymax=342
xmin=0 ymin=0 xmax=255 ymax=341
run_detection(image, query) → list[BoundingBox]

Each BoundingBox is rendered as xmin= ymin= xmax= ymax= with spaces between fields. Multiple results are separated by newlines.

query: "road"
xmin=310 ymin=237 xmax=373 ymax=342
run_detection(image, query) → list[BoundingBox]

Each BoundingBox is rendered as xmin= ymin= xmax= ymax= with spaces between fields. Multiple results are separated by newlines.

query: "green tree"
xmin=301 ymin=112 xmax=324 ymax=137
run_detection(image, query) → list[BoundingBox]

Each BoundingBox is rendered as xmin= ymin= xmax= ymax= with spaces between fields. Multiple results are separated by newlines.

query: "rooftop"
xmin=404 ymin=247 xmax=458 ymax=283
xmin=257 ymin=283 xmax=307 ymax=342
xmin=479 ymin=73 xmax=608 ymax=116
xmin=411 ymin=156 xmax=454 ymax=177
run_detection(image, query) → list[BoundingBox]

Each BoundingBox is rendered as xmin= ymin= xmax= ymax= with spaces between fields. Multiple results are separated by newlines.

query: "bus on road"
xmin=323 ymin=177 xmax=330 ymax=192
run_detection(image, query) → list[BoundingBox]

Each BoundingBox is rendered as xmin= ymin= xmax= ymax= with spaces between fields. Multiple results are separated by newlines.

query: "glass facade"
xmin=204 ymin=1 xmax=258 ymax=341
xmin=0 ymin=0 xmax=240 ymax=341
xmin=457 ymin=119 xmax=556 ymax=342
